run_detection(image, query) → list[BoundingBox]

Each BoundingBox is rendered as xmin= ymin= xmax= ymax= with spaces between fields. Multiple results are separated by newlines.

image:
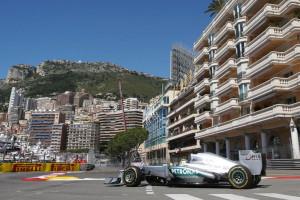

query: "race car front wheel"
xmin=228 ymin=165 xmax=253 ymax=189
xmin=123 ymin=166 xmax=142 ymax=187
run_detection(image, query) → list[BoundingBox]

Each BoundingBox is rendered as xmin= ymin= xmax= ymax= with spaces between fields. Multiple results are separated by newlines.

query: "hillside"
xmin=0 ymin=60 xmax=168 ymax=106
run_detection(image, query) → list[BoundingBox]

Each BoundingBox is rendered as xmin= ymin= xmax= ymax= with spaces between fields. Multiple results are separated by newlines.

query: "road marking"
xmin=165 ymin=194 xmax=203 ymax=200
xmin=145 ymin=185 xmax=154 ymax=195
xmin=210 ymin=194 xmax=258 ymax=200
xmin=255 ymin=193 xmax=300 ymax=200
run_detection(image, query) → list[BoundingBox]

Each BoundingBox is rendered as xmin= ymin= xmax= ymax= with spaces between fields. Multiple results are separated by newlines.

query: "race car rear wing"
xmin=239 ymin=150 xmax=264 ymax=176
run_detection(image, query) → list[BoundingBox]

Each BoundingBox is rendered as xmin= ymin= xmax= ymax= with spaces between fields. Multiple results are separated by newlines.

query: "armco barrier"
xmin=0 ymin=163 xmax=80 ymax=172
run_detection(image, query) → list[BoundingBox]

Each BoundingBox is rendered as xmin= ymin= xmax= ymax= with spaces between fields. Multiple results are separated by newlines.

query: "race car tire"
xmin=146 ymin=176 xmax=167 ymax=186
xmin=228 ymin=165 xmax=253 ymax=189
xmin=123 ymin=166 xmax=142 ymax=187
xmin=252 ymin=175 xmax=261 ymax=186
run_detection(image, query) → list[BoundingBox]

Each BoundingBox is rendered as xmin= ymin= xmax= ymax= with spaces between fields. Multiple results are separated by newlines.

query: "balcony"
xmin=193 ymin=0 xmax=237 ymax=50
xmin=241 ymin=0 xmax=258 ymax=15
xmin=215 ymin=58 xmax=236 ymax=79
xmin=167 ymin=97 xmax=196 ymax=118
xmin=194 ymin=78 xmax=210 ymax=93
xmin=196 ymin=102 xmax=300 ymax=139
xmin=248 ymin=72 xmax=300 ymax=100
xmin=214 ymin=98 xmax=240 ymax=115
xmin=194 ymin=111 xmax=212 ymax=124
xmin=215 ymin=78 xmax=238 ymax=96
xmin=215 ymin=40 xmax=235 ymax=61
xmin=194 ymin=63 xmax=209 ymax=79
xmin=167 ymin=129 xmax=198 ymax=141
xmin=246 ymin=19 xmax=300 ymax=56
xmin=244 ymin=0 xmax=300 ymax=35
xmin=194 ymin=47 xmax=208 ymax=65
xmin=214 ymin=22 xmax=234 ymax=44
xmin=247 ymin=44 xmax=300 ymax=78
xmin=195 ymin=94 xmax=210 ymax=109
xmin=167 ymin=114 xmax=198 ymax=130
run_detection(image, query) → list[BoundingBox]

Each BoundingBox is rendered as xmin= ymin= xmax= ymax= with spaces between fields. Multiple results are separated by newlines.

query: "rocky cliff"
xmin=6 ymin=64 xmax=36 ymax=83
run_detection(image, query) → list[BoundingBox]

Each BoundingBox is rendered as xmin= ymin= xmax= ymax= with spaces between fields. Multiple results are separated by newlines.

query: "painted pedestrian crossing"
xmin=165 ymin=193 xmax=300 ymax=200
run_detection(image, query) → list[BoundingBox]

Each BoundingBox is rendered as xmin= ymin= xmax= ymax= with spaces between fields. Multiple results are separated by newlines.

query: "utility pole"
xmin=118 ymin=80 xmax=127 ymax=131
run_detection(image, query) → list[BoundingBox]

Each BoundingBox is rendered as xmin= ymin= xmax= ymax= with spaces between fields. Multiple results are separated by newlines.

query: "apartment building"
xmin=29 ymin=111 xmax=65 ymax=147
xmin=143 ymin=87 xmax=177 ymax=164
xmin=167 ymin=73 xmax=199 ymax=164
xmin=170 ymin=45 xmax=194 ymax=84
xmin=193 ymin=0 xmax=300 ymax=160
xmin=67 ymin=122 xmax=100 ymax=150
xmin=94 ymin=109 xmax=143 ymax=150
xmin=50 ymin=123 xmax=68 ymax=153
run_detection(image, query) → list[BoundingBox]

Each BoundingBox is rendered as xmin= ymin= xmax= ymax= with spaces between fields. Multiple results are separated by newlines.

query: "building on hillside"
xmin=50 ymin=123 xmax=68 ymax=153
xmin=36 ymin=97 xmax=56 ymax=111
xmin=193 ymin=0 xmax=300 ymax=160
xmin=94 ymin=109 xmax=143 ymax=150
xmin=56 ymin=91 xmax=75 ymax=106
xmin=170 ymin=45 xmax=194 ymax=84
xmin=124 ymin=98 xmax=139 ymax=110
xmin=74 ymin=90 xmax=90 ymax=107
xmin=25 ymin=98 xmax=37 ymax=111
xmin=29 ymin=111 xmax=65 ymax=147
xmin=67 ymin=122 xmax=100 ymax=150
xmin=143 ymin=87 xmax=178 ymax=165
xmin=7 ymin=87 xmax=24 ymax=125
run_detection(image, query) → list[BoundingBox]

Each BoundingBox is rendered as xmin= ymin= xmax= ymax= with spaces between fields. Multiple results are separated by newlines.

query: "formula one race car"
xmin=105 ymin=150 xmax=264 ymax=189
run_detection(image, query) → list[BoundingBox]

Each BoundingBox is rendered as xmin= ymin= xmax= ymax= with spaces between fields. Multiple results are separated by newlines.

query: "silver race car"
xmin=105 ymin=150 xmax=264 ymax=189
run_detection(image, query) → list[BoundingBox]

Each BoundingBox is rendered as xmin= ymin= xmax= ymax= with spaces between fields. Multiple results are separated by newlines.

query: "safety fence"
xmin=0 ymin=163 xmax=80 ymax=172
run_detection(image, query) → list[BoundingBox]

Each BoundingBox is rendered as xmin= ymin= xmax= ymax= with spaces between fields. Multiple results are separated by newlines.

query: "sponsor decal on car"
xmin=170 ymin=167 xmax=203 ymax=177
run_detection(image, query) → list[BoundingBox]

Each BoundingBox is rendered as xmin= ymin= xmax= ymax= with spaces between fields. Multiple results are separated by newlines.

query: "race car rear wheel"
xmin=123 ymin=166 xmax=142 ymax=187
xmin=228 ymin=165 xmax=253 ymax=189
xmin=146 ymin=176 xmax=167 ymax=186
xmin=252 ymin=175 xmax=261 ymax=186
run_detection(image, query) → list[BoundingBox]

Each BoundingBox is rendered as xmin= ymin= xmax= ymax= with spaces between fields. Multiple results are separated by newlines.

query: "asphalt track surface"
xmin=1 ymin=170 xmax=300 ymax=200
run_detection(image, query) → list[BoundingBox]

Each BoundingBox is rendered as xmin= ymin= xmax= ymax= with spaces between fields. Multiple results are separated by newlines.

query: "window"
xmin=286 ymin=96 xmax=296 ymax=104
xmin=239 ymin=84 xmax=248 ymax=100
xmin=235 ymin=22 xmax=244 ymax=38
xmin=236 ymin=42 xmax=245 ymax=58
xmin=234 ymin=4 xmax=242 ymax=19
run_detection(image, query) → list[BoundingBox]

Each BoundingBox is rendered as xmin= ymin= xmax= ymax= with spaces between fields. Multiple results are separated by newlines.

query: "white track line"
xmin=145 ymin=185 xmax=154 ymax=195
xmin=210 ymin=194 xmax=258 ymax=200
xmin=255 ymin=193 xmax=300 ymax=200
xmin=165 ymin=194 xmax=203 ymax=200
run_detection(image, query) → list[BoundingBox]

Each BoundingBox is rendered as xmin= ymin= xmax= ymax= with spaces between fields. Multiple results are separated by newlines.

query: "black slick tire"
xmin=123 ymin=166 xmax=142 ymax=187
xmin=228 ymin=165 xmax=253 ymax=189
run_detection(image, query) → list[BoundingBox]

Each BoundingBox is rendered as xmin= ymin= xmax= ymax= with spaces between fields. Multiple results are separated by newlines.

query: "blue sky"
xmin=0 ymin=0 xmax=211 ymax=79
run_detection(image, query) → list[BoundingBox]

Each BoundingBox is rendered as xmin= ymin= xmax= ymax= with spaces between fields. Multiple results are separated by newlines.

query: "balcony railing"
xmin=194 ymin=63 xmax=209 ymax=79
xmin=241 ymin=0 xmax=258 ymax=16
xmin=248 ymin=72 xmax=300 ymax=100
xmin=246 ymin=19 xmax=300 ymax=55
xmin=167 ymin=97 xmax=196 ymax=118
xmin=194 ymin=47 xmax=208 ymax=64
xmin=215 ymin=78 xmax=238 ymax=96
xmin=215 ymin=40 xmax=235 ymax=61
xmin=194 ymin=111 xmax=212 ymax=124
xmin=167 ymin=128 xmax=198 ymax=141
xmin=196 ymin=102 xmax=300 ymax=139
xmin=193 ymin=0 xmax=237 ymax=50
xmin=215 ymin=58 xmax=236 ymax=78
xmin=194 ymin=78 xmax=210 ymax=93
xmin=214 ymin=21 xmax=234 ymax=44
xmin=244 ymin=0 xmax=300 ymax=34
xmin=214 ymin=98 xmax=240 ymax=115
xmin=195 ymin=94 xmax=210 ymax=108
xmin=247 ymin=44 xmax=300 ymax=77
xmin=167 ymin=114 xmax=198 ymax=130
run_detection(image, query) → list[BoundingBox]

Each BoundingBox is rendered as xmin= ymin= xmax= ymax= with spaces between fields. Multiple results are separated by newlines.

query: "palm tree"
xmin=205 ymin=0 xmax=228 ymax=17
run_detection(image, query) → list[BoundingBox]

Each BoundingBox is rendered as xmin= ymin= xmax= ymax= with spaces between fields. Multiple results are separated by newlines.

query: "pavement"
xmin=1 ymin=169 xmax=300 ymax=200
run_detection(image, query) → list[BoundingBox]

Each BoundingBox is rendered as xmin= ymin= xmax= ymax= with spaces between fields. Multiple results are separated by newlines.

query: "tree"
xmin=205 ymin=0 xmax=227 ymax=17
xmin=106 ymin=127 xmax=148 ymax=167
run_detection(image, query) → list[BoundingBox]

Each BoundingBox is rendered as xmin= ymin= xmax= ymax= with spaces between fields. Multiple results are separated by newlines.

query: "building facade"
xmin=170 ymin=45 xmax=194 ymax=84
xmin=193 ymin=0 xmax=300 ymax=160
xmin=95 ymin=109 xmax=143 ymax=150
xmin=143 ymin=88 xmax=177 ymax=164
xmin=7 ymin=87 xmax=24 ymax=125
xmin=29 ymin=111 xmax=65 ymax=147
xmin=67 ymin=122 xmax=100 ymax=150
xmin=50 ymin=123 xmax=68 ymax=153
